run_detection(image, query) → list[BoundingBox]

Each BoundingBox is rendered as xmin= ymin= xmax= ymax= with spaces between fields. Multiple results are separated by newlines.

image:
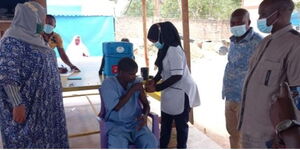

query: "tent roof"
xmin=47 ymin=0 xmax=114 ymax=16
xmin=47 ymin=0 xmax=131 ymax=17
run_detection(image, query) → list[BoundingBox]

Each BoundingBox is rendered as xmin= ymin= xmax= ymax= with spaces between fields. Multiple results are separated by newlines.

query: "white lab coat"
xmin=160 ymin=46 xmax=200 ymax=115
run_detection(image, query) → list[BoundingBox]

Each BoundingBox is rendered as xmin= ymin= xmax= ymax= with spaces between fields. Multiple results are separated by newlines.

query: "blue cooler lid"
xmin=103 ymin=42 xmax=133 ymax=57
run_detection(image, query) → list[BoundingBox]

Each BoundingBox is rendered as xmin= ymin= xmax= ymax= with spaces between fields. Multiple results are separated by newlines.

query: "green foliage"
xmin=160 ymin=0 xmax=181 ymax=18
xmin=126 ymin=0 xmax=241 ymax=20
xmin=187 ymin=0 xmax=241 ymax=19
xmin=126 ymin=0 xmax=154 ymax=17
xmin=296 ymin=2 xmax=300 ymax=10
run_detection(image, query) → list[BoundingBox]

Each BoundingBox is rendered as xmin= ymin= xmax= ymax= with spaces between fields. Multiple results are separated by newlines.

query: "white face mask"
xmin=230 ymin=24 xmax=247 ymax=37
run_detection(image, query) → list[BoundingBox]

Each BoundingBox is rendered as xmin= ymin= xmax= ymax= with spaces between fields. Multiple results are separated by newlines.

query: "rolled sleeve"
xmin=169 ymin=47 xmax=184 ymax=75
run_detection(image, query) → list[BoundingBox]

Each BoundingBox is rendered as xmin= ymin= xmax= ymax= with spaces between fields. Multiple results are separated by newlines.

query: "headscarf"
xmin=66 ymin=35 xmax=90 ymax=58
xmin=147 ymin=21 xmax=182 ymax=74
xmin=2 ymin=1 xmax=51 ymax=50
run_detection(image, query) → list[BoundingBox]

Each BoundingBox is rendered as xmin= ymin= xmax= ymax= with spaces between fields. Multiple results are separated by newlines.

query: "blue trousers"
xmin=108 ymin=126 xmax=158 ymax=149
xmin=160 ymin=94 xmax=190 ymax=149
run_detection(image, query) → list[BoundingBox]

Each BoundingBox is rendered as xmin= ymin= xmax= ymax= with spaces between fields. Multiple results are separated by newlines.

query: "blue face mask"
xmin=257 ymin=11 xmax=278 ymax=33
xmin=154 ymin=26 xmax=164 ymax=49
xmin=43 ymin=24 xmax=54 ymax=34
xmin=257 ymin=18 xmax=273 ymax=33
xmin=154 ymin=41 xmax=164 ymax=49
xmin=230 ymin=24 xmax=247 ymax=37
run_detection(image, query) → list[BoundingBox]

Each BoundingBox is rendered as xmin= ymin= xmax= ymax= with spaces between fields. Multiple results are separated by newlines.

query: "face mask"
xmin=43 ymin=24 xmax=54 ymax=34
xmin=230 ymin=24 xmax=247 ymax=37
xmin=36 ymin=23 xmax=44 ymax=34
xmin=154 ymin=41 xmax=164 ymax=49
xmin=154 ymin=26 xmax=164 ymax=49
xmin=257 ymin=11 xmax=278 ymax=33
xmin=257 ymin=18 xmax=274 ymax=33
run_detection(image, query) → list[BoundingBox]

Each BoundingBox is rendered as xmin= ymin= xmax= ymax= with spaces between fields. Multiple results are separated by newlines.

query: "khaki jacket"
xmin=239 ymin=25 xmax=300 ymax=143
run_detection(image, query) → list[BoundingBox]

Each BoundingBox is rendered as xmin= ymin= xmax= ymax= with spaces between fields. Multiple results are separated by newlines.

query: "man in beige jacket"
xmin=239 ymin=0 xmax=300 ymax=148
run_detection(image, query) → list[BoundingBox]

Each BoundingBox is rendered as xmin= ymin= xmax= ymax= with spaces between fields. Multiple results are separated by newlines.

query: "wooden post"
xmin=181 ymin=0 xmax=190 ymax=69
xmin=181 ymin=0 xmax=194 ymax=124
xmin=142 ymin=0 xmax=149 ymax=67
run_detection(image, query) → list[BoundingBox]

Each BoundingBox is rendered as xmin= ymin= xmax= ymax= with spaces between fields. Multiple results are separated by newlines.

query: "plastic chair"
xmin=98 ymin=90 xmax=160 ymax=149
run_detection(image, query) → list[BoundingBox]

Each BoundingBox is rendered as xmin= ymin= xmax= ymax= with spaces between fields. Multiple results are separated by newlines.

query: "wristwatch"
xmin=276 ymin=120 xmax=300 ymax=135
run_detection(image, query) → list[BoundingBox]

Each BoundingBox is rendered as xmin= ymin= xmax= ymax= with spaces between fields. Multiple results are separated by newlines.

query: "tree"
xmin=296 ymin=2 xmax=300 ymax=10
xmin=126 ymin=0 xmax=154 ymax=17
xmin=186 ymin=0 xmax=241 ymax=19
xmin=125 ymin=0 xmax=241 ymax=20
xmin=160 ymin=0 xmax=181 ymax=18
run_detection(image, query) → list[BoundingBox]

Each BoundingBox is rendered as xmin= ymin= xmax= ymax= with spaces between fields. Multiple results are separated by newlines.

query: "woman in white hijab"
xmin=0 ymin=1 xmax=69 ymax=148
xmin=66 ymin=35 xmax=90 ymax=60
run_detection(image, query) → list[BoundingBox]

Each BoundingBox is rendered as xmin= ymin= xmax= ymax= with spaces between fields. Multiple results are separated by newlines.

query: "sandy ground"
xmin=191 ymin=51 xmax=230 ymax=148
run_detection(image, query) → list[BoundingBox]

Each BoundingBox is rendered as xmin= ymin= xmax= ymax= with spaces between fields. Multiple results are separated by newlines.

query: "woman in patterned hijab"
xmin=0 ymin=1 xmax=69 ymax=148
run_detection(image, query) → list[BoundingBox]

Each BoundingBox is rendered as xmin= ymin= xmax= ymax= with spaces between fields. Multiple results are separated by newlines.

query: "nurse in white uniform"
xmin=146 ymin=21 xmax=200 ymax=149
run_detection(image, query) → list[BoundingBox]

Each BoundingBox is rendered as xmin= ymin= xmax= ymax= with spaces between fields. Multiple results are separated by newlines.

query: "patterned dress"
xmin=0 ymin=37 xmax=69 ymax=148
